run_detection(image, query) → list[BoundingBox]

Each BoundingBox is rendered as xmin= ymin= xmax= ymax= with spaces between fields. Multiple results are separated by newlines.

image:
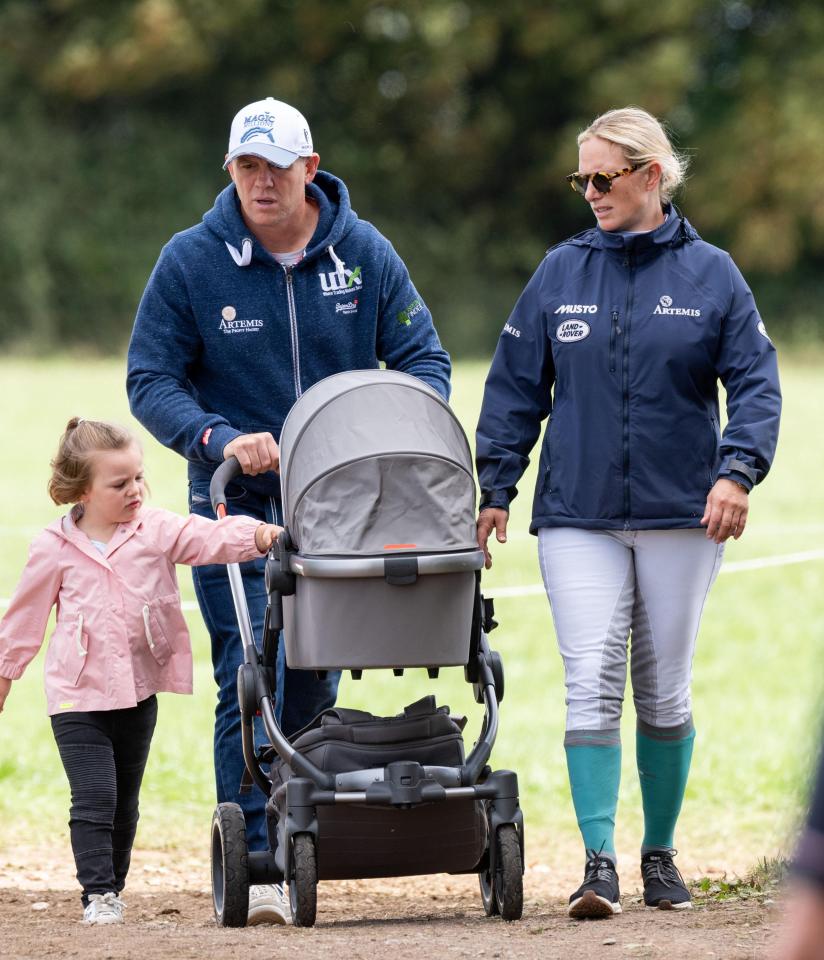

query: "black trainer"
xmin=641 ymin=850 xmax=692 ymax=910
xmin=568 ymin=850 xmax=622 ymax=919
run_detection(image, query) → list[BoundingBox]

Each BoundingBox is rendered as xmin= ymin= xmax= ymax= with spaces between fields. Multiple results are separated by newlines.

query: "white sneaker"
xmin=247 ymin=883 xmax=291 ymax=925
xmin=83 ymin=892 xmax=125 ymax=925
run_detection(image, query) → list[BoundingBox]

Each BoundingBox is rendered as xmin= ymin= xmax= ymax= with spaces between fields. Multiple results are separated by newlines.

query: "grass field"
xmin=0 ymin=354 xmax=822 ymax=876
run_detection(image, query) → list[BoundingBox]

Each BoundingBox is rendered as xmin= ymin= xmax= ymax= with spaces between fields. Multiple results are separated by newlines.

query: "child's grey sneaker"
xmin=568 ymin=850 xmax=622 ymax=919
xmin=641 ymin=850 xmax=693 ymax=909
xmin=247 ymin=883 xmax=291 ymax=925
xmin=83 ymin=891 xmax=125 ymax=925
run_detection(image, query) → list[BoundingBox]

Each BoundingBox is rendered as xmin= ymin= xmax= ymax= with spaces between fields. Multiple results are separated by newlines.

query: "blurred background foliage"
xmin=1 ymin=0 xmax=822 ymax=357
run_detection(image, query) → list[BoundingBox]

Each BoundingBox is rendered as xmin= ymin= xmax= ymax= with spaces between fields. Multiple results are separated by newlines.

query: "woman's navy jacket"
xmin=476 ymin=209 xmax=781 ymax=532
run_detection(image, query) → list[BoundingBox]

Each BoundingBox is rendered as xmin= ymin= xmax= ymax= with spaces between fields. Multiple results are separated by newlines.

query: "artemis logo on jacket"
xmin=218 ymin=305 xmax=263 ymax=333
xmin=653 ymin=294 xmax=701 ymax=316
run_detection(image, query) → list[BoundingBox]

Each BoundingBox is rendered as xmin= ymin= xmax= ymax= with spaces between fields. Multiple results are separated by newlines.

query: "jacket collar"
xmin=47 ymin=506 xmax=143 ymax=566
xmin=566 ymin=204 xmax=699 ymax=257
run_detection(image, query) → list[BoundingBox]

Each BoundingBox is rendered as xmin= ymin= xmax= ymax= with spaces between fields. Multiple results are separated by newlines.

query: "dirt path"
xmin=0 ymin=846 xmax=783 ymax=960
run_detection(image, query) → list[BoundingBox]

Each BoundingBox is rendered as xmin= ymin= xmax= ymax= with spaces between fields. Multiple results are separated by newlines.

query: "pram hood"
xmin=279 ymin=370 xmax=477 ymax=556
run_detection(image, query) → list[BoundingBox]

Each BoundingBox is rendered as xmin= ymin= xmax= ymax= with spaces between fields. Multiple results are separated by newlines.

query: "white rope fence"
xmin=1 ymin=548 xmax=823 ymax=611
xmin=486 ymin=548 xmax=824 ymax=599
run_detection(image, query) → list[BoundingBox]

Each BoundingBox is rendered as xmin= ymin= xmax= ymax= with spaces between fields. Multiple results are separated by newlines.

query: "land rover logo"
xmin=556 ymin=319 xmax=591 ymax=342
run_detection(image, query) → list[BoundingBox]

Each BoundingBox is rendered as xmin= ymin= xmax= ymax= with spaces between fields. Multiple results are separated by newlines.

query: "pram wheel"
xmin=289 ymin=833 xmax=318 ymax=927
xmin=211 ymin=803 xmax=250 ymax=927
xmin=479 ymin=858 xmax=500 ymax=916
xmin=479 ymin=824 xmax=523 ymax=921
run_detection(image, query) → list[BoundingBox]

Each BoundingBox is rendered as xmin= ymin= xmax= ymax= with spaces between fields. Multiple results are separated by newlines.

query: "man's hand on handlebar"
xmin=223 ymin=433 xmax=280 ymax=475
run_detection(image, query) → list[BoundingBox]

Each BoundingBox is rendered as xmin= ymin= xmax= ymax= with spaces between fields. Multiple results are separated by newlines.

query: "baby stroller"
xmin=208 ymin=370 xmax=524 ymax=927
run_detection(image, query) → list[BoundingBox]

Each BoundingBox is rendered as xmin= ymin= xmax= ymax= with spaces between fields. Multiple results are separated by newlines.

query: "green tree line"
xmin=1 ymin=0 xmax=822 ymax=358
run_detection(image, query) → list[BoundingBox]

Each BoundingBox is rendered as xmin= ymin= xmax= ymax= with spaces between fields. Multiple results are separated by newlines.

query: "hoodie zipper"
xmin=283 ymin=266 xmax=303 ymax=399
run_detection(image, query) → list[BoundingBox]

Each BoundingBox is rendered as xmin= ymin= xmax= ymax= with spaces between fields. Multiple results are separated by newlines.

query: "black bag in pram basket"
xmin=268 ymin=697 xmax=488 ymax=879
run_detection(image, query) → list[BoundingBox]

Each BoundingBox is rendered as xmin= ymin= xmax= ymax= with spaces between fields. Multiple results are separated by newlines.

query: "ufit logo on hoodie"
xmin=219 ymin=305 xmax=263 ymax=334
xmin=319 ymin=266 xmax=363 ymax=296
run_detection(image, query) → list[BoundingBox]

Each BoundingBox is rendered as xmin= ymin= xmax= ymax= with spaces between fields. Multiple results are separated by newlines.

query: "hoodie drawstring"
xmin=226 ymin=238 xmax=347 ymax=280
xmin=327 ymin=244 xmax=346 ymax=284
xmin=225 ymin=239 xmax=253 ymax=267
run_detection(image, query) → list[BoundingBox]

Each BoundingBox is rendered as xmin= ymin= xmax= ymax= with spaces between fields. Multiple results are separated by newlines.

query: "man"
xmin=126 ymin=97 xmax=450 ymax=924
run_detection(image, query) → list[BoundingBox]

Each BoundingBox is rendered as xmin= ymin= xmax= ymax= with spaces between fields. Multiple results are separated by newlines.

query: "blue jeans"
xmin=188 ymin=473 xmax=340 ymax=850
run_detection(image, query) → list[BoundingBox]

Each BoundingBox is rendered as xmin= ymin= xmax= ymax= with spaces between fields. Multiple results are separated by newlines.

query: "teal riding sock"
xmin=636 ymin=723 xmax=696 ymax=852
xmin=565 ymin=742 xmax=622 ymax=860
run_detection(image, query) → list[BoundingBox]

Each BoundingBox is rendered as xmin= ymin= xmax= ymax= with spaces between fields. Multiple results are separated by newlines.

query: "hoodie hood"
xmin=202 ymin=169 xmax=359 ymax=269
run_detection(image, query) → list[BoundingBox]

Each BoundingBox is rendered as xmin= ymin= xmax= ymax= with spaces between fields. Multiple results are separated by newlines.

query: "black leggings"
xmin=51 ymin=696 xmax=158 ymax=905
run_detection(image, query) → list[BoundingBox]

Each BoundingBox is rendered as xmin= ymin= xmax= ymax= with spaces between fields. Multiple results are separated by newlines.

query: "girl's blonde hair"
xmin=48 ymin=417 xmax=137 ymax=505
xmin=578 ymin=107 xmax=688 ymax=203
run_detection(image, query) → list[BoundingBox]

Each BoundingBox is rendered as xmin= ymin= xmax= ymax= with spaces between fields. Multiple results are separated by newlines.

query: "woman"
xmin=475 ymin=107 xmax=781 ymax=919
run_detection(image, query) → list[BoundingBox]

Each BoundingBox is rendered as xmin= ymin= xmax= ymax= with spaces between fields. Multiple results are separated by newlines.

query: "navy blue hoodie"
xmin=476 ymin=208 xmax=781 ymax=531
xmin=127 ymin=171 xmax=450 ymax=493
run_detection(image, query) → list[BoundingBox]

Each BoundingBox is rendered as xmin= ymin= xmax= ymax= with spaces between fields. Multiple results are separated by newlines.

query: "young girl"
xmin=0 ymin=418 xmax=281 ymax=925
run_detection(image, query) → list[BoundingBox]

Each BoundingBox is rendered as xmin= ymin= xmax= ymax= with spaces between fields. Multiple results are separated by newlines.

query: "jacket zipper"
xmin=610 ymin=310 xmax=620 ymax=373
xmin=622 ymin=253 xmax=635 ymax=527
xmin=709 ymin=415 xmax=719 ymax=487
xmin=284 ymin=267 xmax=303 ymax=399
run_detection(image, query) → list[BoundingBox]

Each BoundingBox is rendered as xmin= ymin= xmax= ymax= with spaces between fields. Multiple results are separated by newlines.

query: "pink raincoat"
xmin=0 ymin=507 xmax=264 ymax=714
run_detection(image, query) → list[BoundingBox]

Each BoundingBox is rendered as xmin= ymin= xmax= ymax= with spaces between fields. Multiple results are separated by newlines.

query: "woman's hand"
xmin=701 ymin=478 xmax=749 ymax=543
xmin=477 ymin=508 xmax=509 ymax=570
xmin=0 ymin=676 xmax=11 ymax=713
xmin=255 ymin=523 xmax=283 ymax=553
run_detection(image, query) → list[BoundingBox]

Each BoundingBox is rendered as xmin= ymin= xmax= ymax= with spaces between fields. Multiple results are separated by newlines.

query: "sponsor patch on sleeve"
xmin=397 ymin=298 xmax=424 ymax=326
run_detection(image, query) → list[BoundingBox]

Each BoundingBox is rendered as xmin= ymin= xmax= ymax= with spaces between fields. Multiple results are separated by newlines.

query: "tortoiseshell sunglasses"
xmin=565 ymin=164 xmax=641 ymax=196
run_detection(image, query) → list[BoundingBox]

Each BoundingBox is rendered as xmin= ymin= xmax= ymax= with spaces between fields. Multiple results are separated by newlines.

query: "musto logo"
xmin=556 ymin=319 xmax=591 ymax=342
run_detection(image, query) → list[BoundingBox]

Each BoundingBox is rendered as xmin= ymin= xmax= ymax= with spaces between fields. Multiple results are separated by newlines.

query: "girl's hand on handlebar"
xmin=255 ymin=523 xmax=283 ymax=554
xmin=0 ymin=676 xmax=11 ymax=714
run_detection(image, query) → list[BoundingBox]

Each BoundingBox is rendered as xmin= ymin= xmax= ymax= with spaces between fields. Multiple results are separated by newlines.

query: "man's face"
xmin=227 ymin=153 xmax=319 ymax=236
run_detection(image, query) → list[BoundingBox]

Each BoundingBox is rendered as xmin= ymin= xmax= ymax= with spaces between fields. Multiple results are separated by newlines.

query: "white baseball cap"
xmin=223 ymin=97 xmax=314 ymax=170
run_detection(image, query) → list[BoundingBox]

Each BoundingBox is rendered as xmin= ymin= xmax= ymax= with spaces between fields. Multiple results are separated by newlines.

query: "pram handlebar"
xmin=210 ymin=456 xmax=243 ymax=515
xmin=289 ymin=550 xmax=485 ymax=579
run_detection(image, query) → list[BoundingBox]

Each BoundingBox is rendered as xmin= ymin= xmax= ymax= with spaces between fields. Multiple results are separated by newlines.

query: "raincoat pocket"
xmin=48 ymin=615 xmax=89 ymax=687
xmin=141 ymin=596 xmax=182 ymax=667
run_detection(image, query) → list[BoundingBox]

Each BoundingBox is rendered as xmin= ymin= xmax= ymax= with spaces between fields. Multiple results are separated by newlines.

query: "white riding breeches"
xmin=537 ymin=527 xmax=724 ymax=738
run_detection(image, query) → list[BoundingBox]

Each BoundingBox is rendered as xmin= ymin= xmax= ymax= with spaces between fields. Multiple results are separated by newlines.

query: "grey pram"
xmin=208 ymin=370 xmax=524 ymax=927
